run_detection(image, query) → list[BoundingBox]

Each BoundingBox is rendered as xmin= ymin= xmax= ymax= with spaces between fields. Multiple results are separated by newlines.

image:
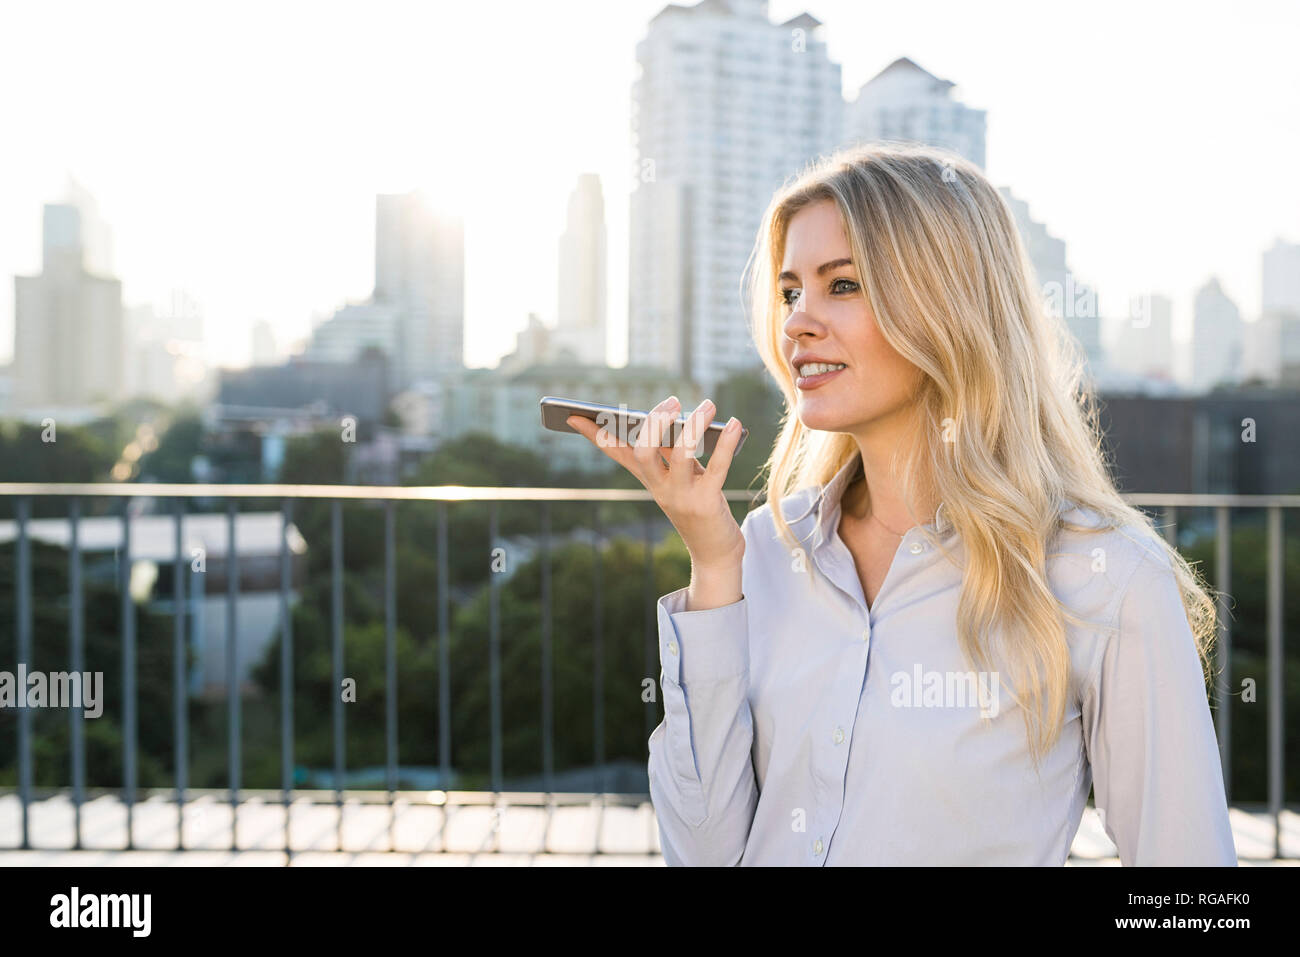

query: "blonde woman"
xmin=567 ymin=143 xmax=1236 ymax=867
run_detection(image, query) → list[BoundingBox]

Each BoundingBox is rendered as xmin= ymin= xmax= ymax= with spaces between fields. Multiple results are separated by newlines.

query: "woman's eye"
xmin=780 ymin=280 xmax=856 ymax=307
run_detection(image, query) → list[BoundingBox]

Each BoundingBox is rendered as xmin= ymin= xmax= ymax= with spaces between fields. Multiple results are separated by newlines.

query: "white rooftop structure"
xmin=0 ymin=511 xmax=306 ymax=561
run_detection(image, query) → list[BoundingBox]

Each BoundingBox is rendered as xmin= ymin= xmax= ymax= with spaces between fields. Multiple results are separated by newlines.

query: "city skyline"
xmin=1 ymin=0 xmax=1297 ymax=372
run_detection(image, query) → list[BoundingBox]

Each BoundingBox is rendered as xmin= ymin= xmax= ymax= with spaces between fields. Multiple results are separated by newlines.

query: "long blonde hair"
xmin=744 ymin=142 xmax=1219 ymax=766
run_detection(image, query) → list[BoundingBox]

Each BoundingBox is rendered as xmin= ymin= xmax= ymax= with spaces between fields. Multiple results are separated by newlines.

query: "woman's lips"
xmin=796 ymin=366 xmax=847 ymax=390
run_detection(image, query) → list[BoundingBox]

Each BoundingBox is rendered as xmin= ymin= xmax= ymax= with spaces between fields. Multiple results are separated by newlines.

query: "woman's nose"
xmin=783 ymin=296 xmax=821 ymax=340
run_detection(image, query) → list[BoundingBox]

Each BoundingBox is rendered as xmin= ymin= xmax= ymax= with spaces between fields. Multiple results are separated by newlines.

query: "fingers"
xmin=632 ymin=396 xmax=679 ymax=476
xmin=704 ymin=415 xmax=744 ymax=487
xmin=566 ymin=396 xmax=734 ymax=496
xmin=565 ymin=395 xmax=681 ymax=486
xmin=667 ymin=398 xmax=714 ymax=488
xmin=566 ymin=413 xmax=639 ymax=475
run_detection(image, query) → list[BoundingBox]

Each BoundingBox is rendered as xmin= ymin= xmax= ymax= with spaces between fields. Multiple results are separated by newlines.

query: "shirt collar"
xmin=797 ymin=450 xmax=1078 ymax=549
xmin=810 ymin=449 xmax=955 ymax=550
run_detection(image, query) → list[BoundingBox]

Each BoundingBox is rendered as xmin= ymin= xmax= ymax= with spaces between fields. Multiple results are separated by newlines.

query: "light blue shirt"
xmin=647 ymin=451 xmax=1237 ymax=865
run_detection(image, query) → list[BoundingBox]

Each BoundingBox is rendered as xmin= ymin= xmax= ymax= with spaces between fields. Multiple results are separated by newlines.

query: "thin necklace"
xmin=847 ymin=478 xmax=908 ymax=537
xmin=867 ymin=510 xmax=907 ymax=537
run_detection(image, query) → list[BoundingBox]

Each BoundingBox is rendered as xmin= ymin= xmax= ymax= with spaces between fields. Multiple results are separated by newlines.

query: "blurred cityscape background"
xmin=0 ymin=0 xmax=1296 ymax=862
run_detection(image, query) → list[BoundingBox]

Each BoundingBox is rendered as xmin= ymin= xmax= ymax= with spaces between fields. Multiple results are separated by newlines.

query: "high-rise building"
xmin=306 ymin=300 xmax=403 ymax=366
xmin=499 ymin=313 xmax=555 ymax=374
xmin=13 ymin=203 xmax=124 ymax=409
xmin=1251 ymin=238 xmax=1300 ymax=385
xmin=553 ymin=174 xmax=608 ymax=366
xmin=374 ymin=190 xmax=464 ymax=387
xmin=63 ymin=174 xmax=115 ymax=277
xmin=998 ymin=187 xmax=1102 ymax=377
xmin=629 ymin=0 xmax=842 ymax=391
xmin=1109 ymin=293 xmax=1175 ymax=382
xmin=251 ymin=318 xmax=278 ymax=367
xmin=1191 ymin=277 xmax=1243 ymax=392
xmin=121 ymin=289 xmax=211 ymax=404
xmin=844 ymin=57 xmax=987 ymax=169
xmin=1244 ymin=311 xmax=1300 ymax=386
xmin=1262 ymin=238 xmax=1300 ymax=315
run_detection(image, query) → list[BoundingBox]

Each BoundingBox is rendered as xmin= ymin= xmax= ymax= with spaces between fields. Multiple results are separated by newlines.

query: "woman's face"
xmin=779 ymin=199 xmax=924 ymax=436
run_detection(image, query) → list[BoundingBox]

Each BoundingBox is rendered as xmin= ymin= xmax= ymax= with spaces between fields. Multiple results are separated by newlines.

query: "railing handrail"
xmin=0 ymin=482 xmax=759 ymax=501
xmin=0 ymin=483 xmax=1296 ymax=507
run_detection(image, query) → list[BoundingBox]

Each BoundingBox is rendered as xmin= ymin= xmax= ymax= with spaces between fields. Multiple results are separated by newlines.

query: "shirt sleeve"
xmin=1082 ymin=550 xmax=1237 ymax=866
xmin=646 ymin=510 xmax=759 ymax=866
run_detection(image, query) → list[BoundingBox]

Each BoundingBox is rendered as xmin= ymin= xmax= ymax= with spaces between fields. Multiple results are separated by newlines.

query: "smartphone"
xmin=539 ymin=395 xmax=749 ymax=458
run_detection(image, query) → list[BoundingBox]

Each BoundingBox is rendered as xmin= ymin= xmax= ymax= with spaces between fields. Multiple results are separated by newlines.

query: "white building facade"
xmin=554 ymin=174 xmax=609 ymax=366
xmin=1191 ymin=277 xmax=1243 ymax=392
xmin=844 ymin=56 xmax=987 ymax=169
xmin=13 ymin=204 xmax=124 ymax=410
xmin=629 ymin=0 xmax=842 ymax=391
xmin=374 ymin=190 xmax=465 ymax=387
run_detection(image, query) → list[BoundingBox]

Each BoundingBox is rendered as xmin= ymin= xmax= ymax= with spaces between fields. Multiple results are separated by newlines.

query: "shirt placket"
xmin=802 ymin=534 xmax=875 ymax=864
xmin=807 ymin=524 xmax=934 ymax=864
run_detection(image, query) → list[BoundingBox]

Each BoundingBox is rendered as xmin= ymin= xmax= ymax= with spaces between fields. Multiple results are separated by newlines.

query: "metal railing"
xmin=1 ymin=484 xmax=1295 ymax=859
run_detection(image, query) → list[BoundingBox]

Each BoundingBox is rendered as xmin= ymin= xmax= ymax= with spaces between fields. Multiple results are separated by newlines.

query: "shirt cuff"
xmin=657 ymin=585 xmax=749 ymax=686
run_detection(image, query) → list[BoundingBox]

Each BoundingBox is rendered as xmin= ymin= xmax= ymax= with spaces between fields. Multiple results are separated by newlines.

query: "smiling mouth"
xmin=795 ymin=364 xmax=848 ymax=389
xmin=796 ymin=362 xmax=847 ymax=377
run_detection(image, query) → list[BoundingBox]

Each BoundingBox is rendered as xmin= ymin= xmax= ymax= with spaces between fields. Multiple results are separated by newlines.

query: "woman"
xmin=566 ymin=143 xmax=1236 ymax=866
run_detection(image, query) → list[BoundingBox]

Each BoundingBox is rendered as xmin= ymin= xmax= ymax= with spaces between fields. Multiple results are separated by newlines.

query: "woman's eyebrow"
xmin=777 ymin=257 xmax=853 ymax=283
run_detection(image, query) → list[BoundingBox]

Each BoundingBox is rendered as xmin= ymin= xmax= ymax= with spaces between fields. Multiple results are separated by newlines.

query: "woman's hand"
xmin=566 ymin=395 xmax=746 ymax=572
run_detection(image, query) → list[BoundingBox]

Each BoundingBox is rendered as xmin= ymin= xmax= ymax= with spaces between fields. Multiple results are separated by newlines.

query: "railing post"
xmin=438 ymin=502 xmax=450 ymax=793
xmin=16 ymin=497 xmax=31 ymax=850
xmin=174 ymin=499 xmax=187 ymax=850
xmin=644 ymin=512 xmax=657 ymax=750
xmin=332 ymin=498 xmax=345 ymax=849
xmin=1161 ymin=504 xmax=1177 ymax=547
xmin=121 ymin=498 xmax=137 ymax=850
xmin=1266 ymin=505 xmax=1284 ymax=859
xmin=69 ymin=498 xmax=85 ymax=850
xmin=541 ymin=501 xmax=553 ymax=795
xmin=489 ymin=501 xmax=502 ymax=796
xmin=385 ymin=499 xmax=397 ymax=849
xmin=593 ymin=504 xmax=605 ymax=795
xmin=280 ymin=497 xmax=295 ymax=859
xmin=227 ymin=498 xmax=240 ymax=851
xmin=1214 ymin=505 xmax=1232 ymax=803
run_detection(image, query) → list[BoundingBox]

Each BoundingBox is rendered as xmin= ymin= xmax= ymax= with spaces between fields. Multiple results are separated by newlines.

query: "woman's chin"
xmin=796 ymin=404 xmax=853 ymax=433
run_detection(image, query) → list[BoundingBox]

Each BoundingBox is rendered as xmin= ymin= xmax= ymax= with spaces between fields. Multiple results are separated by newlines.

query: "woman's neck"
xmin=843 ymin=436 xmax=940 ymax=529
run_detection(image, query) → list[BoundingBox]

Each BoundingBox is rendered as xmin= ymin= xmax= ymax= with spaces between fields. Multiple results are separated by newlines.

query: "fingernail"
xmin=725 ymin=417 xmax=738 ymax=432
xmin=666 ymin=395 xmax=680 ymax=409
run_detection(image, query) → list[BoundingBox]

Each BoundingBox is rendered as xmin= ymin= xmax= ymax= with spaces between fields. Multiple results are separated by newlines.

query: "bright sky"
xmin=1 ymin=0 xmax=1296 ymax=372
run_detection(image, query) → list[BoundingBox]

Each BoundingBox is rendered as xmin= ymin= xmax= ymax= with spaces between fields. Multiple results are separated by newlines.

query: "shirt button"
xmin=813 ymin=838 xmax=824 ymax=855
xmin=833 ymin=727 xmax=844 ymax=745
xmin=667 ymin=641 xmax=678 ymax=656
xmin=861 ymin=628 xmax=869 ymax=641
xmin=909 ymin=542 xmax=924 ymax=554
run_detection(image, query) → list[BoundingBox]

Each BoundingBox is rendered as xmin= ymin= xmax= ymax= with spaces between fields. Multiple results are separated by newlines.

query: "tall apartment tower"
xmin=1192 ymin=277 xmax=1243 ymax=392
xmin=629 ymin=0 xmax=842 ymax=390
xmin=1252 ymin=238 xmax=1300 ymax=384
xmin=1111 ymin=293 xmax=1175 ymax=381
xmin=553 ymin=174 xmax=608 ymax=366
xmin=1262 ymin=237 xmax=1300 ymax=315
xmin=374 ymin=190 xmax=465 ymax=386
xmin=998 ymin=187 xmax=1102 ymax=376
xmin=844 ymin=57 xmax=987 ymax=169
xmin=13 ymin=203 xmax=124 ymax=409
